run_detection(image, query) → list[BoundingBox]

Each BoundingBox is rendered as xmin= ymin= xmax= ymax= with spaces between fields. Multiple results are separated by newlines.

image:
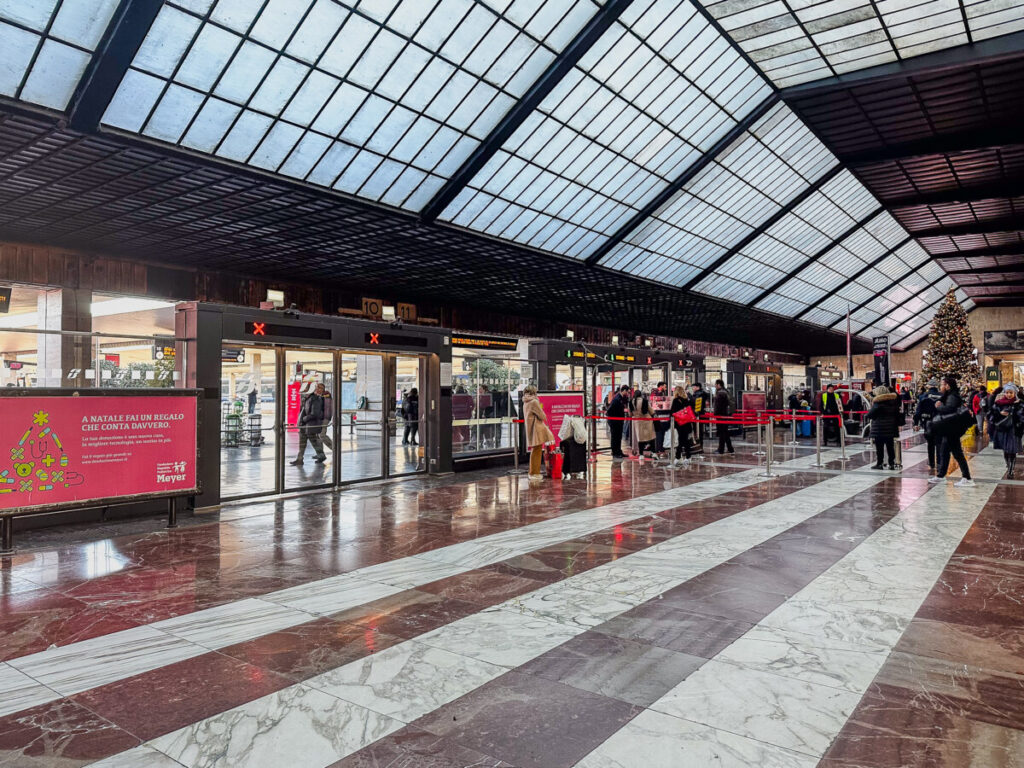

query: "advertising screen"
xmin=537 ymin=391 xmax=586 ymax=439
xmin=1 ymin=393 xmax=198 ymax=512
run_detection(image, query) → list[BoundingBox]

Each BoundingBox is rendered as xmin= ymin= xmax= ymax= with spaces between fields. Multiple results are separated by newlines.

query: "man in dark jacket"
xmin=292 ymin=382 xmax=327 ymax=465
xmin=607 ymin=385 xmax=630 ymax=458
xmin=931 ymin=375 xmax=973 ymax=486
xmin=691 ymin=382 xmax=709 ymax=450
xmin=652 ymin=381 xmax=669 ymax=454
xmin=866 ymin=386 xmax=900 ymax=470
xmin=913 ymin=379 xmax=942 ymax=473
xmin=713 ymin=379 xmax=734 ymax=454
xmin=820 ymin=384 xmax=843 ymax=445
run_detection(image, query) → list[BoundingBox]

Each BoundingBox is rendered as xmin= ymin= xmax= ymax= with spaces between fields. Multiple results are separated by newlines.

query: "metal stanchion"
xmin=812 ymin=415 xmax=825 ymax=468
xmin=759 ymin=418 xmax=777 ymax=477
xmin=167 ymin=497 xmax=178 ymax=529
xmin=839 ymin=416 xmax=848 ymax=465
xmin=0 ymin=516 xmax=13 ymax=555
xmin=509 ymin=418 xmax=527 ymax=475
xmin=789 ymin=408 xmax=800 ymax=445
xmin=754 ymin=410 xmax=766 ymax=456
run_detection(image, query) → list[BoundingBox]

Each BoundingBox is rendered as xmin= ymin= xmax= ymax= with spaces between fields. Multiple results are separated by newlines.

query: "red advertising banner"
xmin=537 ymin=391 xmax=586 ymax=440
xmin=0 ymin=392 xmax=198 ymax=512
xmin=287 ymin=381 xmax=302 ymax=426
xmin=741 ymin=391 xmax=767 ymax=414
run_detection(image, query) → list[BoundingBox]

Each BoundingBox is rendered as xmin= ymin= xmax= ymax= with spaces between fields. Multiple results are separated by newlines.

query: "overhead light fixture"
xmin=382 ymin=305 xmax=396 ymax=320
xmin=644 ymin=338 xmax=652 ymax=347
xmin=566 ymin=329 xmax=575 ymax=340
xmin=266 ymin=289 xmax=284 ymax=307
xmin=611 ymin=335 xmax=618 ymax=345
xmin=677 ymin=343 xmax=683 ymax=351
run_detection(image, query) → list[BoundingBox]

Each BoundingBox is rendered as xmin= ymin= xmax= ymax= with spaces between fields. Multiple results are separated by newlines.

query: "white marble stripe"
xmin=1 ymin=441 xmax=878 ymax=719
xmin=0 ymin=662 xmax=62 ymax=719
xmin=2 ymin=446 xmax=863 ymax=711
xmin=576 ymin=451 xmax=1002 ymax=766
xmin=128 ymin=460 xmax=915 ymax=768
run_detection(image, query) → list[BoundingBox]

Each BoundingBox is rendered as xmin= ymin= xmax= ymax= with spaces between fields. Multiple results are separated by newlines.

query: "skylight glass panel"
xmin=442 ymin=0 xmax=773 ymax=259
xmin=800 ymin=307 xmax=843 ymax=327
xmin=755 ymin=293 xmax=810 ymax=317
xmin=103 ymin=0 xmax=604 ymax=212
xmin=965 ymin=0 xmax=1024 ymax=40
xmin=0 ymin=0 xmax=119 ymax=109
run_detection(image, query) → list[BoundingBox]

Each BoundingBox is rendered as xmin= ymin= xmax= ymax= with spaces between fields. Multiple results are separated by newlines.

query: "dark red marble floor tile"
xmin=594 ymin=602 xmax=754 ymax=659
xmin=71 ymin=652 xmax=293 ymax=742
xmin=0 ymin=698 xmax=140 ymax=766
xmin=218 ymin=615 xmax=402 ymax=681
xmin=894 ymin=617 xmax=1024 ymax=676
xmin=916 ymin=569 xmax=1024 ymax=627
xmin=418 ymin=569 xmax=547 ymax=607
xmin=328 ymin=726 xmax=515 ymax=767
xmin=516 ymin=630 xmax=705 ymax=706
xmin=0 ymin=589 xmax=141 ymax=662
xmin=327 ymin=590 xmax=484 ymax=639
xmin=414 ymin=671 xmax=640 ymax=768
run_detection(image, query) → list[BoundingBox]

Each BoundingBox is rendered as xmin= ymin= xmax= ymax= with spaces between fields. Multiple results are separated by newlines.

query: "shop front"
xmin=178 ymin=303 xmax=451 ymax=507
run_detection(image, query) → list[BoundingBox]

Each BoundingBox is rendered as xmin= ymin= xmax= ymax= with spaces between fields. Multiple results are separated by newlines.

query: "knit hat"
xmin=927 ymin=378 xmax=939 ymax=388
xmin=1004 ymin=383 xmax=1018 ymax=394
xmin=872 ymin=385 xmax=889 ymax=396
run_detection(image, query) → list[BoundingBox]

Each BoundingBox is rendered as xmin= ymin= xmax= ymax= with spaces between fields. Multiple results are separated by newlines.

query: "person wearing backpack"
xmin=713 ymin=379 xmax=734 ymax=454
xmin=930 ymin=375 xmax=974 ymax=486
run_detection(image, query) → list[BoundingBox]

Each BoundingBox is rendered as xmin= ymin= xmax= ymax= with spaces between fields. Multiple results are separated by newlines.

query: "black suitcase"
xmin=560 ymin=438 xmax=587 ymax=476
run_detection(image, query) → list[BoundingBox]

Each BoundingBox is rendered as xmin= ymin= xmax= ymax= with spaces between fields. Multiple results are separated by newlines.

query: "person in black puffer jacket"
xmin=913 ymin=379 xmax=942 ymax=474
xmin=931 ymin=374 xmax=973 ymax=486
xmin=866 ymin=386 xmax=900 ymax=470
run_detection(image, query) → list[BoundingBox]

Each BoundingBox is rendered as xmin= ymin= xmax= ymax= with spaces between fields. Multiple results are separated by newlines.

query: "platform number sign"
xmin=397 ymin=302 xmax=416 ymax=321
xmin=362 ymin=297 xmax=383 ymax=320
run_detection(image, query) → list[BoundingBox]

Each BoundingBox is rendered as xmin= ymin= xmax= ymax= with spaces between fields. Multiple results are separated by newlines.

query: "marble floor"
xmin=1 ymin=430 xmax=1021 ymax=767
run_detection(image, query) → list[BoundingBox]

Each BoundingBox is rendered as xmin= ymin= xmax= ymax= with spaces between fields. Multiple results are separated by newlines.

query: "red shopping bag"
xmin=673 ymin=407 xmax=696 ymax=426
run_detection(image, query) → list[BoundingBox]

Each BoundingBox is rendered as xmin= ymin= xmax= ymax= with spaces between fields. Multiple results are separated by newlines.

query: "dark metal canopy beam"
xmin=585 ymin=93 xmax=781 ymax=268
xmin=941 ymin=262 xmax=1024 ymax=275
xmin=67 ymin=0 xmax=163 ymax=133
xmin=911 ymin=214 xmax=1024 ymax=238
xmin=747 ymin=204 xmax=885 ymax=308
xmin=887 ymin=179 xmax=1024 ymax=208
xmin=838 ymin=126 xmax=1024 ymax=166
xmin=964 ymin=282 xmax=1024 ymax=293
xmin=969 ymin=296 xmax=1024 ymax=306
xmin=933 ymin=243 xmax=1024 ymax=260
xmin=791 ymin=232 xmax=910 ymax=322
xmin=419 ymin=0 xmax=635 ymax=223
xmin=779 ymin=30 xmax=1024 ymax=101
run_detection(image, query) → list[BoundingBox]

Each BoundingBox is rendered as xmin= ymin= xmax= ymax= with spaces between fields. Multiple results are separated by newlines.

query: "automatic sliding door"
xmin=390 ymin=355 xmax=425 ymax=476
xmin=340 ymin=353 xmax=384 ymax=482
xmin=284 ymin=348 xmax=335 ymax=491
xmin=220 ymin=346 xmax=277 ymax=499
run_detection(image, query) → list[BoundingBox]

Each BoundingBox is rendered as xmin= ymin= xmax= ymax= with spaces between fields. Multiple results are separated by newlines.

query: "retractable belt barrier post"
xmin=812 ymin=415 xmax=825 ymax=468
xmin=789 ymin=408 xmax=800 ymax=445
xmin=839 ymin=416 xmax=848 ymax=463
xmin=759 ymin=417 xmax=777 ymax=478
xmin=754 ymin=410 xmax=766 ymax=456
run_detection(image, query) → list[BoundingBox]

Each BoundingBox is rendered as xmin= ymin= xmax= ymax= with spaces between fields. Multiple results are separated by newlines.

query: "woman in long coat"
xmin=523 ymin=385 xmax=555 ymax=480
xmin=632 ymin=390 xmax=657 ymax=456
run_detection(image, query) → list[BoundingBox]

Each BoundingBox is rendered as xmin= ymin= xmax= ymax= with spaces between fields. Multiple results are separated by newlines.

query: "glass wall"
xmin=220 ymin=346 xmax=277 ymax=498
xmin=451 ymin=351 xmax=523 ymax=457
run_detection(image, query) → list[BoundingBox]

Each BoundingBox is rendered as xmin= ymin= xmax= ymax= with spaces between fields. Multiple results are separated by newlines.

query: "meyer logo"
xmin=156 ymin=461 xmax=187 ymax=484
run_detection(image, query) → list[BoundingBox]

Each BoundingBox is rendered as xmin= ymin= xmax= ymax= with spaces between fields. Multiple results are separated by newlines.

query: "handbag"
xmin=673 ymin=407 xmax=696 ymax=425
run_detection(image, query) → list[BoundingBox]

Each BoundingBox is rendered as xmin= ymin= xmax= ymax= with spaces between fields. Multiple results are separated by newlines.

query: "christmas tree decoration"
xmin=923 ymin=289 xmax=979 ymax=389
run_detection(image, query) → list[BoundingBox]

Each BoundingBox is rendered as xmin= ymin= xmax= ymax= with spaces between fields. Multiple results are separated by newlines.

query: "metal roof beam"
xmin=67 ymin=0 xmax=163 ymax=133
xmin=932 ymin=243 xmax=1024 ymax=260
xmin=419 ymin=0 xmax=635 ymax=224
xmin=779 ymin=30 xmax=1024 ymax=101
xmin=886 ymin=179 xmax=1024 ymax=208
xmin=853 ymin=274 xmax=951 ymax=336
xmin=838 ymin=125 xmax=1024 ymax=166
xmin=792 ymin=233 xmax=913 ymax=322
xmin=941 ymin=262 xmax=1024 ymax=275
xmin=584 ymin=92 xmax=780 ymax=267
xmin=911 ymin=214 xmax=1024 ymax=238
xmin=747 ymin=204 xmax=886 ymax=308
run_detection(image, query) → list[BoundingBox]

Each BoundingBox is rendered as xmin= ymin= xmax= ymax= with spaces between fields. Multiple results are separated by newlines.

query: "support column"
xmin=177 ymin=303 xmax=223 ymax=509
xmin=36 ymin=288 xmax=91 ymax=388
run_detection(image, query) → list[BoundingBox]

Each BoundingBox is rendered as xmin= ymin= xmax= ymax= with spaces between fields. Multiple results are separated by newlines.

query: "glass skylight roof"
xmin=0 ymin=0 xmax=120 ymax=110
xmin=700 ymin=0 xmax=1024 ymax=87
xmin=439 ymin=0 xmax=771 ymax=259
xmin=594 ymin=102 xmax=833 ymax=281
xmin=101 ymin=0 xmax=605 ymax=211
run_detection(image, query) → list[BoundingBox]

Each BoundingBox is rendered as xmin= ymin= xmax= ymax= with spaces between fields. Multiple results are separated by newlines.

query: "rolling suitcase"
xmin=560 ymin=438 xmax=587 ymax=476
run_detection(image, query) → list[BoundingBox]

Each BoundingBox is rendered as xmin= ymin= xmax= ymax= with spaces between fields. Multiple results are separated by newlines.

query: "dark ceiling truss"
xmin=909 ymin=214 xmax=1024 ymax=239
xmin=791 ymin=233 xmax=913 ymax=322
xmin=418 ymin=0 xmax=636 ymax=223
xmin=940 ymin=261 xmax=1024 ymax=276
xmin=885 ymin=178 xmax=1024 ymax=208
xmin=837 ymin=126 xmax=1024 ymax=167
xmin=67 ymin=0 xmax=163 ymax=132
xmin=745 ymin=204 xmax=887 ymax=308
xmin=677 ymin=162 xmax=846 ymax=293
xmin=583 ymin=91 xmax=781 ymax=268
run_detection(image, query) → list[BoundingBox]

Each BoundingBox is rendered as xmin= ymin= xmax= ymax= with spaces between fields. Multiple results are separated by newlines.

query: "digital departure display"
xmin=246 ymin=321 xmax=332 ymax=340
xmin=365 ymin=332 xmax=429 ymax=348
xmin=564 ymin=350 xmax=597 ymax=360
xmin=451 ymin=334 xmax=518 ymax=350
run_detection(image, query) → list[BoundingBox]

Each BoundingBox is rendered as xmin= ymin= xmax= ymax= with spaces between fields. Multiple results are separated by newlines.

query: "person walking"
xmin=865 ymin=385 xmax=900 ymax=470
xmin=401 ymin=387 xmax=419 ymax=445
xmin=291 ymin=382 xmax=327 ymax=465
xmin=523 ymin=385 xmax=555 ymax=480
xmin=972 ymin=384 xmax=987 ymax=443
xmin=989 ymin=383 xmax=1023 ymax=478
xmin=632 ymin=388 xmax=657 ymax=457
xmin=931 ymin=375 xmax=974 ymax=486
xmin=713 ymin=379 xmax=734 ymax=454
xmin=820 ymin=384 xmax=844 ymax=445
xmin=913 ymin=379 xmax=942 ymax=474
xmin=652 ymin=381 xmax=669 ymax=455
xmin=669 ymin=385 xmax=694 ymax=466
xmin=319 ymin=387 xmax=334 ymax=453
xmin=691 ymin=382 xmax=709 ymax=451
xmin=606 ymin=385 xmax=629 ymax=458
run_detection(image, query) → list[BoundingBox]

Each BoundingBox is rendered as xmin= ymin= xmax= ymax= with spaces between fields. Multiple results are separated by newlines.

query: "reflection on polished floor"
xmin=1 ymin=431 xmax=1023 ymax=767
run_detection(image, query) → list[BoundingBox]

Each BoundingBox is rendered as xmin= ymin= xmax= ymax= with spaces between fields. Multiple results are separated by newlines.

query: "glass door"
xmin=220 ymin=346 xmax=277 ymax=499
xmin=284 ymin=348 xmax=335 ymax=491
xmin=340 ymin=352 xmax=384 ymax=482
xmin=389 ymin=355 xmax=426 ymax=476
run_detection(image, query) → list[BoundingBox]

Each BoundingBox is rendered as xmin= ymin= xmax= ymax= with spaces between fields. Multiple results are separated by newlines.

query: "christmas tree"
xmin=923 ymin=289 xmax=979 ymax=389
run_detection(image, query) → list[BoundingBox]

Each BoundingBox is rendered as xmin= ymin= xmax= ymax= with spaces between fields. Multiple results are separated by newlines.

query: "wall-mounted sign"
xmin=606 ymin=353 xmax=636 ymax=363
xmin=153 ymin=344 xmax=176 ymax=360
xmin=103 ymin=354 xmax=121 ymax=366
xmin=4 ymin=360 xmax=23 ymax=370
xmin=564 ymin=349 xmax=597 ymax=360
xmin=452 ymin=333 xmax=518 ymax=351
xmin=674 ymin=359 xmax=695 ymax=368
xmin=364 ymin=332 xmax=429 ymax=348
xmin=221 ymin=347 xmax=246 ymax=363
xmin=0 ymin=286 xmax=11 ymax=313
xmin=397 ymin=302 xmax=417 ymax=322
xmin=361 ymin=297 xmax=383 ymax=320
xmin=984 ymin=330 xmax=1024 ymax=352
xmin=245 ymin=321 xmax=331 ymax=340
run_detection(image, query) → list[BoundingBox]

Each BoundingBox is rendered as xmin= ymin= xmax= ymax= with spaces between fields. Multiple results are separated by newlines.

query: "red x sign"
xmin=369 ymin=333 xmax=380 ymax=345
xmin=252 ymin=322 xmax=266 ymax=336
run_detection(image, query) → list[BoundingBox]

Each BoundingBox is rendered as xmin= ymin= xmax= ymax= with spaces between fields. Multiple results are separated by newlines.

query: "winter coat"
xmin=914 ymin=389 xmax=940 ymax=427
xmin=990 ymin=396 xmax=1024 ymax=454
xmin=691 ymin=387 xmax=709 ymax=416
xmin=298 ymin=392 xmax=325 ymax=428
xmin=714 ymin=388 xmax=730 ymax=416
xmin=632 ymin=394 xmax=656 ymax=444
xmin=402 ymin=393 xmax=419 ymax=421
xmin=523 ymin=394 xmax=555 ymax=449
xmin=820 ymin=392 xmax=843 ymax=415
xmin=866 ymin=393 xmax=900 ymax=439
xmin=606 ymin=393 xmax=627 ymax=420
